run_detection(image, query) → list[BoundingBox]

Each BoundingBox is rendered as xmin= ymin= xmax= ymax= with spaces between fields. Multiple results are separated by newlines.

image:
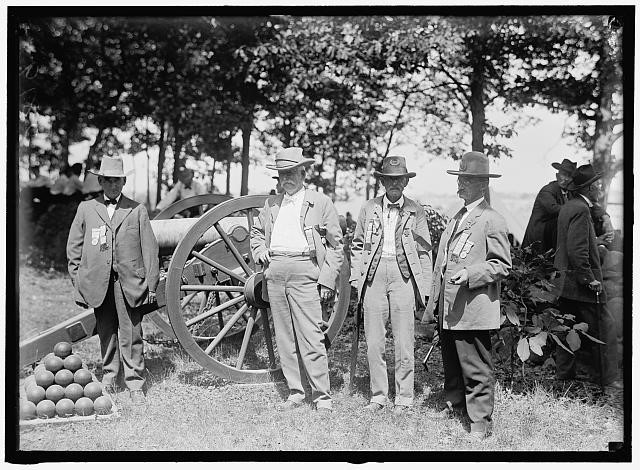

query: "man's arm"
xmin=139 ymin=205 xmax=160 ymax=294
xmin=537 ymin=186 xmax=564 ymax=217
xmin=250 ymin=201 xmax=269 ymax=265
xmin=66 ymin=204 xmax=87 ymax=307
xmin=317 ymin=199 xmax=344 ymax=292
xmin=566 ymin=207 xmax=597 ymax=285
xmin=154 ymin=183 xmax=181 ymax=211
xmin=349 ymin=205 xmax=367 ymax=288
xmin=413 ymin=205 xmax=433 ymax=295
xmin=466 ymin=215 xmax=512 ymax=289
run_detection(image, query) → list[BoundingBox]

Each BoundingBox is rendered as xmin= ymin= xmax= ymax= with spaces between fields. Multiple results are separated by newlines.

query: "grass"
xmin=15 ymin=265 xmax=625 ymax=453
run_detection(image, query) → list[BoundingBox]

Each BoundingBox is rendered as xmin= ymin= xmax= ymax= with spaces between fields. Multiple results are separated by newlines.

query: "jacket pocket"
xmin=135 ymin=268 xmax=146 ymax=279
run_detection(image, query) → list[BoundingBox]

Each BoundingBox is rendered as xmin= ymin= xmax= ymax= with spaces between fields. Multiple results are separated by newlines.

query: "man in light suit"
xmin=350 ymin=156 xmax=432 ymax=414
xmin=67 ymin=156 xmax=159 ymax=404
xmin=424 ymin=151 xmax=511 ymax=440
xmin=250 ymin=147 xmax=344 ymax=413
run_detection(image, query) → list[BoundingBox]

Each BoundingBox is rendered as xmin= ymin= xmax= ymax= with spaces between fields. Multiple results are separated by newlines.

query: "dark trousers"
xmin=94 ymin=272 xmax=145 ymax=391
xmin=555 ymin=297 xmax=619 ymax=386
xmin=441 ymin=329 xmax=494 ymax=434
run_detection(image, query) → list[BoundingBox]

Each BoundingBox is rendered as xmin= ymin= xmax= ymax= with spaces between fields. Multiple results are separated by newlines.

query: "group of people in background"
xmin=59 ymin=146 xmax=623 ymax=441
xmin=522 ymin=158 xmax=623 ymax=391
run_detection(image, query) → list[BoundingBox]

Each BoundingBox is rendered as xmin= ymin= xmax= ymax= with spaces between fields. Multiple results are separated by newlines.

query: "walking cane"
xmin=422 ymin=330 xmax=440 ymax=372
xmin=348 ymin=301 xmax=363 ymax=394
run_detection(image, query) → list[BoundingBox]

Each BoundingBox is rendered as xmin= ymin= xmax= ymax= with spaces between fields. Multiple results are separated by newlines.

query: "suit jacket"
xmin=554 ymin=196 xmax=606 ymax=304
xmin=349 ymin=196 xmax=433 ymax=308
xmin=425 ymin=200 xmax=512 ymax=330
xmin=250 ymin=189 xmax=344 ymax=291
xmin=66 ymin=194 xmax=160 ymax=308
xmin=522 ymin=181 xmax=566 ymax=253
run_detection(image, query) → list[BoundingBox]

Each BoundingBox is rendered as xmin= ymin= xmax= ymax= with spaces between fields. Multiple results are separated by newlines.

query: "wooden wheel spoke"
xmin=185 ymin=295 xmax=245 ymax=328
xmin=190 ymin=250 xmax=246 ymax=283
xmin=204 ymin=304 xmax=250 ymax=354
xmin=180 ymin=284 xmax=245 ymax=293
xmin=261 ymin=308 xmax=276 ymax=369
xmin=180 ymin=291 xmax=199 ymax=309
xmin=213 ymin=221 xmax=253 ymax=276
xmin=236 ymin=309 xmax=257 ymax=370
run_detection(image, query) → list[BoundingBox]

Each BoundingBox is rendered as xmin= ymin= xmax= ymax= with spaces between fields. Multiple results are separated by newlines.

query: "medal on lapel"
xmin=99 ymin=224 xmax=108 ymax=252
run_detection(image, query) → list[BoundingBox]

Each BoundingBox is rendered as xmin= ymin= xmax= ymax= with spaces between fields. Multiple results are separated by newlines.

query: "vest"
xmin=366 ymin=212 xmax=411 ymax=281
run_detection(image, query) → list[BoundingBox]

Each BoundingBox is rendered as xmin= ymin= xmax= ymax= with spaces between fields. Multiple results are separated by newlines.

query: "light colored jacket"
xmin=66 ymin=195 xmax=160 ymax=308
xmin=250 ymin=189 xmax=344 ymax=291
xmin=426 ymin=200 xmax=511 ymax=330
xmin=350 ymin=196 xmax=433 ymax=308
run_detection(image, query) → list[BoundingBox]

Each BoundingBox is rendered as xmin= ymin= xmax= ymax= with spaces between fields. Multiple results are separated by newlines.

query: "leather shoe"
xmin=393 ymin=405 xmax=411 ymax=416
xmin=276 ymin=400 xmax=302 ymax=411
xmin=129 ymin=390 xmax=146 ymax=406
xmin=363 ymin=402 xmax=384 ymax=413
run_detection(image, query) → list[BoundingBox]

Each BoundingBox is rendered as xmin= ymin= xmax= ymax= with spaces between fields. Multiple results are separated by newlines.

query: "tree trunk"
xmin=226 ymin=156 xmax=232 ymax=196
xmin=240 ymin=117 xmax=252 ymax=196
xmin=85 ymin=127 xmax=105 ymax=171
xmin=172 ymin=130 xmax=185 ymax=187
xmin=365 ymin=135 xmax=373 ymax=201
xmin=331 ymin=158 xmax=339 ymax=202
xmin=155 ymin=120 xmax=167 ymax=205
xmin=469 ymin=59 xmax=486 ymax=153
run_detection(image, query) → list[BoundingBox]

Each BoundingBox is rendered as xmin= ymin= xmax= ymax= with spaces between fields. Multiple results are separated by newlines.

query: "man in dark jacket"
xmin=522 ymin=158 xmax=576 ymax=253
xmin=554 ymin=164 xmax=621 ymax=391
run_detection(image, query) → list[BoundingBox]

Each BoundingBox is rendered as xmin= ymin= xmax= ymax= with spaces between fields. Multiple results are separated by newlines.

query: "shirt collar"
xmin=106 ymin=193 xmax=122 ymax=204
xmin=383 ymin=194 xmax=404 ymax=209
xmin=464 ymin=196 xmax=484 ymax=213
xmin=579 ymin=193 xmax=593 ymax=207
xmin=283 ymin=187 xmax=305 ymax=202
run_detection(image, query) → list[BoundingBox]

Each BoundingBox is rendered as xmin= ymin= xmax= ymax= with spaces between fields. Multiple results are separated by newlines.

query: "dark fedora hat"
xmin=447 ymin=151 xmax=501 ymax=178
xmin=373 ymin=156 xmax=416 ymax=178
xmin=551 ymin=158 xmax=577 ymax=175
xmin=567 ymin=164 xmax=602 ymax=190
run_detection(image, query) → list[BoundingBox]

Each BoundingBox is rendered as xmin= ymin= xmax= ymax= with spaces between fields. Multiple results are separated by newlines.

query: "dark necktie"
xmin=105 ymin=198 xmax=117 ymax=206
xmin=446 ymin=207 xmax=468 ymax=251
xmin=184 ymin=184 xmax=192 ymax=190
xmin=387 ymin=203 xmax=399 ymax=219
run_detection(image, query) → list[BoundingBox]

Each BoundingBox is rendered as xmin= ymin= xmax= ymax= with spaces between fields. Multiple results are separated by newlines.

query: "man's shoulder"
xmin=562 ymin=197 xmax=587 ymax=214
xmin=305 ymin=189 xmax=334 ymax=206
xmin=538 ymin=181 xmax=560 ymax=195
xmin=481 ymin=203 xmax=509 ymax=230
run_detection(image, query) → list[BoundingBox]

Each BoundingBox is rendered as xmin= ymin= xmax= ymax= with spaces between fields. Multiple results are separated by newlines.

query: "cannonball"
xmin=53 ymin=341 xmax=73 ymax=359
xmin=54 ymin=369 xmax=74 ymax=387
xmin=44 ymin=355 xmax=64 ymax=373
xmin=63 ymin=354 xmax=82 ymax=372
xmin=93 ymin=395 xmax=113 ymax=415
xmin=26 ymin=385 xmax=46 ymax=405
xmin=73 ymin=368 xmax=92 ymax=387
xmin=74 ymin=397 xmax=94 ymax=416
xmin=55 ymin=398 xmax=75 ymax=417
xmin=45 ymin=384 xmax=65 ymax=403
xmin=64 ymin=383 xmax=84 ymax=402
xmin=83 ymin=382 xmax=103 ymax=401
xmin=34 ymin=370 xmax=54 ymax=388
xmin=36 ymin=399 xmax=56 ymax=419
xmin=33 ymin=364 xmax=47 ymax=375
xmin=20 ymin=400 xmax=37 ymax=420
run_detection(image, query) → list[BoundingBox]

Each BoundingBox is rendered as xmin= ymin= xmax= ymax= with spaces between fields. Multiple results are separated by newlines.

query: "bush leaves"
xmin=550 ymin=333 xmax=574 ymax=355
xmin=566 ymin=330 xmax=581 ymax=351
xmin=504 ymin=302 xmax=520 ymax=326
xmin=578 ymin=330 xmax=605 ymax=344
xmin=517 ymin=337 xmax=530 ymax=362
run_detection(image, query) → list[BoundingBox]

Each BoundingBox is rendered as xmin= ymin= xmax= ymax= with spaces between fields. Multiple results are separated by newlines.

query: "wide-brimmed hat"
xmin=447 ymin=151 xmax=501 ymax=178
xmin=88 ymin=156 xmax=131 ymax=177
xmin=551 ymin=158 xmax=577 ymax=175
xmin=373 ymin=156 xmax=416 ymax=178
xmin=567 ymin=164 xmax=602 ymax=190
xmin=265 ymin=147 xmax=315 ymax=171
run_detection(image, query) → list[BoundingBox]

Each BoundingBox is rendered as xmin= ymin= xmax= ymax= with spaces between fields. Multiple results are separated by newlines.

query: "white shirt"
xmin=155 ymin=179 xmax=207 ymax=211
xmin=105 ymin=194 xmax=122 ymax=219
xmin=459 ymin=196 xmax=484 ymax=226
xmin=579 ymin=193 xmax=594 ymax=208
xmin=270 ymin=188 xmax=309 ymax=253
xmin=381 ymin=194 xmax=404 ymax=258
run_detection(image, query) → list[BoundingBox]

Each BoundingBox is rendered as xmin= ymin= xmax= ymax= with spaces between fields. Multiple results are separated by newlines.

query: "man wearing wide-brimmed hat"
xmin=67 ymin=156 xmax=159 ymax=405
xmin=250 ymin=147 xmax=344 ymax=413
xmin=349 ymin=155 xmax=433 ymax=415
xmin=554 ymin=164 xmax=621 ymax=392
xmin=522 ymin=158 xmax=577 ymax=254
xmin=424 ymin=151 xmax=511 ymax=441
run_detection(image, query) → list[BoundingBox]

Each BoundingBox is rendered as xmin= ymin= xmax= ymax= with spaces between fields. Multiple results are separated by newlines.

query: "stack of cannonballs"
xmin=20 ymin=341 xmax=113 ymax=421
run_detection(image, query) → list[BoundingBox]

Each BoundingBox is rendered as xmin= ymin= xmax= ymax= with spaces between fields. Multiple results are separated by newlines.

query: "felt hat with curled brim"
xmin=373 ymin=156 xmax=416 ymax=178
xmin=567 ymin=164 xmax=602 ymax=190
xmin=551 ymin=158 xmax=577 ymax=175
xmin=446 ymin=151 xmax=501 ymax=178
xmin=88 ymin=156 xmax=132 ymax=177
xmin=266 ymin=147 xmax=315 ymax=171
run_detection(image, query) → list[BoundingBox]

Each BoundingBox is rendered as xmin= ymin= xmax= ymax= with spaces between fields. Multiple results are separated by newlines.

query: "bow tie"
xmin=387 ymin=203 xmax=400 ymax=210
xmin=105 ymin=198 xmax=118 ymax=206
xmin=184 ymin=184 xmax=191 ymax=190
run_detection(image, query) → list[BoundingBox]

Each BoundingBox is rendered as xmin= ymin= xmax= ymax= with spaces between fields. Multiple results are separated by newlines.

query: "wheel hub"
xmin=243 ymin=272 xmax=269 ymax=309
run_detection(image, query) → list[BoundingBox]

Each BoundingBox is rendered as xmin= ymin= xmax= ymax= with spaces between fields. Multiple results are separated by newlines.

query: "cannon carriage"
xmin=19 ymin=194 xmax=352 ymax=384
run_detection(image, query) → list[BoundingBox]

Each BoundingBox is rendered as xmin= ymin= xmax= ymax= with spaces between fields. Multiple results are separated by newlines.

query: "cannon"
xmin=19 ymin=194 xmax=352 ymax=384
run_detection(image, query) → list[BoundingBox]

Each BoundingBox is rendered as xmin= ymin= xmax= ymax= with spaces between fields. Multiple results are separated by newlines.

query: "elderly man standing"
xmin=250 ymin=147 xmax=344 ymax=413
xmin=350 ymin=156 xmax=432 ymax=414
xmin=425 ymin=151 xmax=511 ymax=441
xmin=522 ymin=158 xmax=576 ymax=254
xmin=554 ymin=164 xmax=621 ymax=392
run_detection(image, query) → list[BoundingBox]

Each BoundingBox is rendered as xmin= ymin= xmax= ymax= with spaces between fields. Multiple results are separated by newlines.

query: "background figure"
xmin=154 ymin=167 xmax=207 ymax=217
xmin=62 ymin=163 xmax=84 ymax=200
xmin=522 ymin=158 xmax=576 ymax=254
xmin=553 ymin=164 xmax=621 ymax=392
xmin=349 ymin=156 xmax=432 ymax=415
xmin=66 ymin=156 xmax=159 ymax=405
xmin=424 ymin=151 xmax=511 ymax=441
xmin=250 ymin=147 xmax=344 ymax=413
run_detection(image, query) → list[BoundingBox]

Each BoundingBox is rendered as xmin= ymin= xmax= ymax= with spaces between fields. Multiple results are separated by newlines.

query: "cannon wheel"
xmin=149 ymin=194 xmax=233 ymax=339
xmin=165 ymin=195 xmax=351 ymax=383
